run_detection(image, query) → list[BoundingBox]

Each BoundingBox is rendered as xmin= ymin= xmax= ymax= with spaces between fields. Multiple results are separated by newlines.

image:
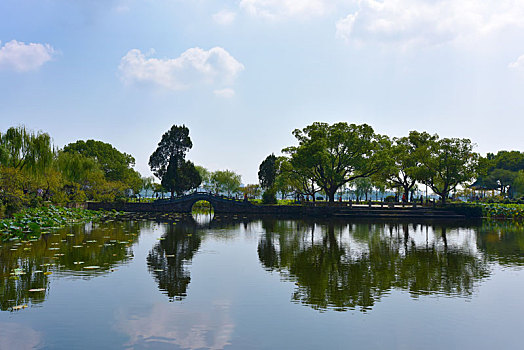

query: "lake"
xmin=1 ymin=214 xmax=523 ymax=349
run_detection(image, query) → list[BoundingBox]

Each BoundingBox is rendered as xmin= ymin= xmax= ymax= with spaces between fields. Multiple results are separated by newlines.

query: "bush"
xmin=384 ymin=195 xmax=396 ymax=202
xmin=440 ymin=203 xmax=483 ymax=218
xmin=262 ymin=189 xmax=277 ymax=204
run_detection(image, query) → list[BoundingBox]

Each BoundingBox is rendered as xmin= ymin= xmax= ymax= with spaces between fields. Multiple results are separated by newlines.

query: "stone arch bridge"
xmin=152 ymin=192 xmax=254 ymax=213
xmin=88 ymin=192 xmax=256 ymax=214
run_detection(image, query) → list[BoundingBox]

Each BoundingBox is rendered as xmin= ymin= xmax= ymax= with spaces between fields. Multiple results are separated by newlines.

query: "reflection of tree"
xmin=258 ymin=220 xmax=490 ymax=312
xmin=477 ymin=220 xmax=524 ymax=266
xmin=147 ymin=218 xmax=202 ymax=301
xmin=0 ymin=220 xmax=142 ymax=311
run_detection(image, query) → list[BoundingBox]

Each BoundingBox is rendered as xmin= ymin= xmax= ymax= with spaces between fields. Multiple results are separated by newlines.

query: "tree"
xmin=477 ymin=151 xmax=524 ymax=197
xmin=241 ymin=184 xmax=261 ymax=199
xmin=258 ymin=154 xmax=277 ymax=189
xmin=283 ymin=122 xmax=389 ymax=202
xmin=195 ymin=165 xmax=212 ymax=192
xmin=274 ymin=157 xmax=295 ymax=200
xmin=63 ymin=140 xmax=135 ymax=181
xmin=149 ymin=125 xmax=196 ymax=198
xmin=512 ymin=170 xmax=524 ymax=198
xmin=57 ymin=151 xmax=102 ymax=185
xmin=210 ymin=170 xmax=242 ymax=197
xmin=63 ymin=139 xmax=141 ymax=193
xmin=382 ymin=133 xmax=434 ymax=202
xmin=161 ymin=159 xmax=202 ymax=197
xmin=353 ymin=177 xmax=373 ymax=202
xmin=420 ymin=137 xmax=479 ymax=204
xmin=141 ymin=176 xmax=155 ymax=198
xmin=0 ymin=126 xmax=54 ymax=174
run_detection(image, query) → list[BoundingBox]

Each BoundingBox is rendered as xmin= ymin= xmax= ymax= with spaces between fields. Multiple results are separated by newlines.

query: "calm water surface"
xmin=1 ymin=214 xmax=524 ymax=349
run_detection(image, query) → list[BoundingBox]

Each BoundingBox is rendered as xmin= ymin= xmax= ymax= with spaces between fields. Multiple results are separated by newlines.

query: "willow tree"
xmin=210 ymin=170 xmax=242 ymax=197
xmin=283 ymin=122 xmax=390 ymax=202
xmin=0 ymin=126 xmax=54 ymax=174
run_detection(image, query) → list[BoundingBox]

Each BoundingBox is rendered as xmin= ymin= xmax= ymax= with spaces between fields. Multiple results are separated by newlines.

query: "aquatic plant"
xmin=0 ymin=205 xmax=118 ymax=241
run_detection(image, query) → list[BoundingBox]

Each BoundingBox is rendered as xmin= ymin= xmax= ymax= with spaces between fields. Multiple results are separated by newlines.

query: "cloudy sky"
xmin=1 ymin=0 xmax=524 ymax=183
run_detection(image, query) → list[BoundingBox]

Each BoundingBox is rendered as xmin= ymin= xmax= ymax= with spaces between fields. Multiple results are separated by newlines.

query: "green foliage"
xmin=384 ymin=195 xmax=396 ymax=202
xmin=352 ymin=177 xmax=373 ymax=201
xmin=418 ymin=136 xmax=478 ymax=204
xmin=62 ymin=139 xmax=141 ymax=194
xmin=210 ymin=170 xmax=242 ymax=196
xmin=438 ymin=204 xmax=483 ymax=218
xmin=63 ymin=140 xmax=135 ymax=180
xmin=0 ymin=125 xmax=146 ymax=209
xmin=512 ymin=170 xmax=524 ymax=198
xmin=149 ymin=125 xmax=200 ymax=198
xmin=161 ymin=159 xmax=202 ymax=197
xmin=273 ymin=157 xmax=295 ymax=199
xmin=195 ymin=165 xmax=212 ymax=191
xmin=0 ymin=205 xmax=119 ymax=241
xmin=141 ymin=176 xmax=155 ymax=197
xmin=283 ymin=122 xmax=389 ymax=202
xmin=241 ymin=184 xmax=261 ymax=199
xmin=479 ymin=203 xmax=524 ymax=220
xmin=149 ymin=125 xmax=192 ymax=181
xmin=0 ymin=126 xmax=53 ymax=173
xmin=258 ymin=154 xmax=277 ymax=189
xmin=0 ymin=166 xmax=28 ymax=216
xmin=262 ymin=188 xmax=277 ymax=204
xmin=480 ymin=151 xmax=524 ymax=197
xmin=381 ymin=132 xmax=432 ymax=201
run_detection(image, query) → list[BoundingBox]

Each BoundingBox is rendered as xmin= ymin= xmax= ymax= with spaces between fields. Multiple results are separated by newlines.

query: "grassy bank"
xmin=0 ymin=205 xmax=118 ymax=242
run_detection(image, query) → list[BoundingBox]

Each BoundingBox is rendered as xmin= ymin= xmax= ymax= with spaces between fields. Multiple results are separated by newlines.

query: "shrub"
xmin=262 ymin=189 xmax=277 ymax=204
xmin=384 ymin=195 xmax=396 ymax=202
xmin=442 ymin=203 xmax=483 ymax=218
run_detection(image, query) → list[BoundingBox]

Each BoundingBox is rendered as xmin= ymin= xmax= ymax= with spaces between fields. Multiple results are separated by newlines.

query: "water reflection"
xmin=146 ymin=213 xmax=248 ymax=301
xmin=116 ymin=302 xmax=234 ymax=349
xmin=0 ymin=322 xmax=43 ymax=349
xmin=477 ymin=220 xmax=524 ymax=267
xmin=0 ymin=220 xmax=142 ymax=311
xmin=147 ymin=219 xmax=203 ymax=301
xmin=258 ymin=219 xmax=491 ymax=312
xmin=2 ymin=214 xmax=524 ymax=318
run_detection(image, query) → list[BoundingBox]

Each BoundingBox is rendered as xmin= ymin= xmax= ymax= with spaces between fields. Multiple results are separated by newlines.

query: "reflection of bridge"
xmin=152 ymin=192 xmax=254 ymax=213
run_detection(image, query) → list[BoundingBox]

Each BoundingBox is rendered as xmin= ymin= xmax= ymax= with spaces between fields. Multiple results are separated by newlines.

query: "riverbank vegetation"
xmin=0 ymin=205 xmax=116 ymax=241
xmin=3 ymin=122 xmax=524 ymax=222
xmin=0 ymin=126 xmax=141 ymax=218
xmin=254 ymin=122 xmax=524 ymax=210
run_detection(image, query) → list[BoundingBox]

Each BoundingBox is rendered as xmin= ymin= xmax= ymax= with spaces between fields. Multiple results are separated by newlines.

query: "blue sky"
xmin=1 ymin=0 xmax=524 ymax=184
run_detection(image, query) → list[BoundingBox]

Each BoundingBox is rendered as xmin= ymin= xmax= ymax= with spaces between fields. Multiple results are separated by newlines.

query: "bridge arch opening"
xmin=191 ymin=200 xmax=214 ymax=214
xmin=191 ymin=200 xmax=214 ymax=224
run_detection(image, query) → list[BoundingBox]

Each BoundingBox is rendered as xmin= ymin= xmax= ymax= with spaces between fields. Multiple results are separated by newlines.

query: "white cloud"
xmin=0 ymin=40 xmax=55 ymax=72
xmin=337 ymin=0 xmax=524 ymax=47
xmin=213 ymin=10 xmax=237 ymax=25
xmin=119 ymin=47 xmax=244 ymax=90
xmin=239 ymin=0 xmax=332 ymax=19
xmin=213 ymin=88 xmax=236 ymax=98
xmin=509 ymin=54 xmax=524 ymax=70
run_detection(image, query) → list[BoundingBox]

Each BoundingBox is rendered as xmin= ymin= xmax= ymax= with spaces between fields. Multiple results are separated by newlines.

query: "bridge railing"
xmin=302 ymin=200 xmax=432 ymax=209
xmin=152 ymin=191 xmax=248 ymax=205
